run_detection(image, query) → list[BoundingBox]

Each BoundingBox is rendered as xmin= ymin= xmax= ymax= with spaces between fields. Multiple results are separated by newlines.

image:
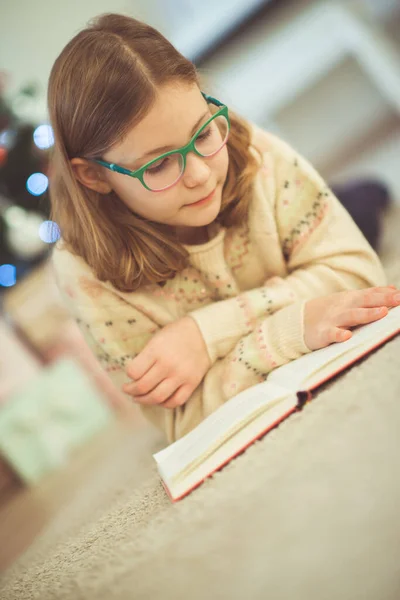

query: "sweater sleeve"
xmin=63 ymin=281 xmax=158 ymax=377
xmin=51 ymin=248 xmax=168 ymax=407
xmin=51 ymin=249 xmax=305 ymax=442
xmin=156 ymin=300 xmax=311 ymax=442
xmin=160 ymin=286 xmax=376 ymax=442
xmin=188 ymin=127 xmax=386 ymax=365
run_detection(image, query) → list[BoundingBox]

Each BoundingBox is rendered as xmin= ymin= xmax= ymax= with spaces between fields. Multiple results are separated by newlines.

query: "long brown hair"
xmin=48 ymin=13 xmax=261 ymax=292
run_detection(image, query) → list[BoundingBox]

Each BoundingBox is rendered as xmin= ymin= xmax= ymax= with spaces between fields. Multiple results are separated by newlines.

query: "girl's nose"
xmin=182 ymin=153 xmax=211 ymax=188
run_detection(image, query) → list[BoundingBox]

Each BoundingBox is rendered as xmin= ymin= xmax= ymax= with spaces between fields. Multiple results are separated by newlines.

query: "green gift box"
xmin=0 ymin=358 xmax=114 ymax=484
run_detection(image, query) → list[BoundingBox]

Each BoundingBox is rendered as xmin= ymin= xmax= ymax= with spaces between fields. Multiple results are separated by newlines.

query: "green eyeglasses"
xmin=91 ymin=93 xmax=230 ymax=192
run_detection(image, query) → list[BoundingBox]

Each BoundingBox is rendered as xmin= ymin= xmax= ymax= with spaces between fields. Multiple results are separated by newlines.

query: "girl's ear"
xmin=70 ymin=158 xmax=112 ymax=194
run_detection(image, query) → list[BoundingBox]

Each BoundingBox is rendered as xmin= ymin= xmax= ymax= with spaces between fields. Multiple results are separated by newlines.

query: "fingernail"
xmin=394 ymin=293 xmax=400 ymax=302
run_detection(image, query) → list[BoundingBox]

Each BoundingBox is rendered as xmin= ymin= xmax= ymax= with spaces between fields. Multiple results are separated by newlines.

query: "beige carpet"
xmin=1 ymin=205 xmax=400 ymax=600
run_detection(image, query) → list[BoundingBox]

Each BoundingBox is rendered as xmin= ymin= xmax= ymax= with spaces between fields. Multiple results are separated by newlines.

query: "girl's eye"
xmin=197 ymin=126 xmax=212 ymax=141
xmin=147 ymin=157 xmax=168 ymax=173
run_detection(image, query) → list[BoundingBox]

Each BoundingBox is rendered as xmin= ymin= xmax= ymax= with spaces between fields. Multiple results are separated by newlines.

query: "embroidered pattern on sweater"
xmin=235 ymin=294 xmax=255 ymax=330
xmin=199 ymin=270 xmax=237 ymax=301
xmin=236 ymin=287 xmax=274 ymax=331
xmin=85 ymin=319 xmax=155 ymax=372
xmin=281 ymin=188 xmax=330 ymax=259
xmin=234 ymin=331 xmax=277 ymax=374
xmin=222 ymin=320 xmax=280 ymax=397
xmin=224 ymin=222 xmax=252 ymax=273
xmin=222 ymin=337 xmax=269 ymax=398
xmin=170 ymin=266 xmax=238 ymax=304
xmin=76 ymin=321 xmax=125 ymax=371
xmin=149 ymin=268 xmax=211 ymax=308
xmin=76 ymin=276 xmax=160 ymax=371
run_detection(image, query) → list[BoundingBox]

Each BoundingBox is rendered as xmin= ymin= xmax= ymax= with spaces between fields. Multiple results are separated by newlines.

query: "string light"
xmin=38 ymin=220 xmax=61 ymax=243
xmin=33 ymin=124 xmax=54 ymax=150
xmin=0 ymin=264 xmax=17 ymax=287
xmin=26 ymin=172 xmax=48 ymax=196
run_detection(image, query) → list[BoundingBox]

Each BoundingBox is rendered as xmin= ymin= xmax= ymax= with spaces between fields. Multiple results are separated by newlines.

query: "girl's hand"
xmin=304 ymin=285 xmax=400 ymax=351
xmin=122 ymin=316 xmax=211 ymax=409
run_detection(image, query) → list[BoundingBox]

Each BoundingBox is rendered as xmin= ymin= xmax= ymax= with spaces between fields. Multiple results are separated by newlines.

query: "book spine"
xmin=296 ymin=389 xmax=312 ymax=408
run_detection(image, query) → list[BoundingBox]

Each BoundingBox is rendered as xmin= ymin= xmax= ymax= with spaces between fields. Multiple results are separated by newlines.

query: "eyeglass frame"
xmin=90 ymin=92 xmax=230 ymax=192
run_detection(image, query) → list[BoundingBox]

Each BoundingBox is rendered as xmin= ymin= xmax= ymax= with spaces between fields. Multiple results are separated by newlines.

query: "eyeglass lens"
xmin=143 ymin=114 xmax=229 ymax=191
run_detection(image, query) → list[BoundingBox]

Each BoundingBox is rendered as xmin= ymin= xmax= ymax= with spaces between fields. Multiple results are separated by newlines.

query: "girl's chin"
xmin=188 ymin=203 xmax=221 ymax=229
xmin=174 ymin=199 xmax=222 ymax=243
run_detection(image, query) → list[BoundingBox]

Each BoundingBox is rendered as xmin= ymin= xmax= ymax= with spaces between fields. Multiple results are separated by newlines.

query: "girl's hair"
xmin=48 ymin=13 xmax=261 ymax=292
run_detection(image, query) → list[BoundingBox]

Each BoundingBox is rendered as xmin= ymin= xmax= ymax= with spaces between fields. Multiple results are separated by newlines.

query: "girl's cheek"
xmin=219 ymin=148 xmax=229 ymax=180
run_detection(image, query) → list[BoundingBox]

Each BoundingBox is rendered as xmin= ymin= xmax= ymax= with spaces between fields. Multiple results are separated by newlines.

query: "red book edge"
xmin=161 ymin=405 xmax=298 ymax=503
xmin=162 ymin=326 xmax=400 ymax=503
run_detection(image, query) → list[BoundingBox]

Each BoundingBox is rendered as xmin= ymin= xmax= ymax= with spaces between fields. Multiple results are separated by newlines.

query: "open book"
xmin=154 ymin=305 xmax=400 ymax=502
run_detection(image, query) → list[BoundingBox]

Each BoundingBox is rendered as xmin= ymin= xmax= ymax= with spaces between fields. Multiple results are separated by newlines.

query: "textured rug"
xmin=1 ymin=205 xmax=400 ymax=600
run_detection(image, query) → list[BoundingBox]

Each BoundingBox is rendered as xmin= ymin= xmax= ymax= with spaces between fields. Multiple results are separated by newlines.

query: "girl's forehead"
xmin=113 ymin=83 xmax=206 ymax=162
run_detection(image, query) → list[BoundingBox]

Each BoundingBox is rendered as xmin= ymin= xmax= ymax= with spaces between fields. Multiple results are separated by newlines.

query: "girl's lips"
xmin=187 ymin=187 xmax=216 ymax=207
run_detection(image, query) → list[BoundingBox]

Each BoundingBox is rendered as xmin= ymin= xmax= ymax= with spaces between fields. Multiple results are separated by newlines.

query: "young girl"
xmin=48 ymin=13 xmax=399 ymax=443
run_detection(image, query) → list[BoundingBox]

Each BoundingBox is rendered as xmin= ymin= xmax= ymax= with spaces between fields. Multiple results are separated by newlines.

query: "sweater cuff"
xmin=267 ymin=300 xmax=312 ymax=361
xmin=189 ymin=301 xmax=248 ymax=365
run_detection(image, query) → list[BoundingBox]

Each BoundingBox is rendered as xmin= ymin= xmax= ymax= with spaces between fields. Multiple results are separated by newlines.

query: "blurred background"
xmin=1 ymin=0 xmax=400 ymax=571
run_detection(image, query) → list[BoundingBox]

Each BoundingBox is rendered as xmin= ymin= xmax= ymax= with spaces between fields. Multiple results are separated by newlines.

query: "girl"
xmin=49 ymin=13 xmax=399 ymax=443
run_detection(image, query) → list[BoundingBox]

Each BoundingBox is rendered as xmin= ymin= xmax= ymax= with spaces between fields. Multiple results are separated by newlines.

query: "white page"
xmin=169 ymin=394 xmax=297 ymax=500
xmin=154 ymin=381 xmax=290 ymax=477
xmin=269 ymin=305 xmax=400 ymax=391
xmin=155 ymin=306 xmax=400 ymax=478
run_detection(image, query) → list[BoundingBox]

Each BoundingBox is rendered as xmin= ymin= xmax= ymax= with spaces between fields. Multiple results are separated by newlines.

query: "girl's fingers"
xmin=123 ymin=362 xmax=166 ymax=396
xmin=351 ymin=287 xmax=400 ymax=309
xmin=161 ymin=384 xmax=193 ymax=409
xmin=331 ymin=328 xmax=352 ymax=343
xmin=338 ymin=306 xmax=388 ymax=328
xmin=125 ymin=350 xmax=156 ymax=381
xmin=129 ymin=378 xmax=180 ymax=405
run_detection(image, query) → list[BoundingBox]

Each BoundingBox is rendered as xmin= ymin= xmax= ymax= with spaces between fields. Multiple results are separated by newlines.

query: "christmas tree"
xmin=0 ymin=70 xmax=59 ymax=291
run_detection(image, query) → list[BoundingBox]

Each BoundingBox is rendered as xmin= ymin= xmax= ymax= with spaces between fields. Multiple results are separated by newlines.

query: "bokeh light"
xmin=4 ymin=205 xmax=25 ymax=227
xmin=0 ymin=129 xmax=16 ymax=149
xmin=33 ymin=124 xmax=54 ymax=150
xmin=0 ymin=264 xmax=17 ymax=287
xmin=26 ymin=172 xmax=48 ymax=196
xmin=38 ymin=220 xmax=61 ymax=244
xmin=0 ymin=146 xmax=7 ymax=167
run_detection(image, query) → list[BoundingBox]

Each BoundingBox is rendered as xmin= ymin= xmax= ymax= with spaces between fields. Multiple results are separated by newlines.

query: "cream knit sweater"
xmin=52 ymin=126 xmax=386 ymax=442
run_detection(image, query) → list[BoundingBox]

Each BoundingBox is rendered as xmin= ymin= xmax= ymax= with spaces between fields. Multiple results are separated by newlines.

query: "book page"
xmin=154 ymin=381 xmax=291 ymax=479
xmin=268 ymin=305 xmax=400 ymax=392
xmin=168 ymin=394 xmax=297 ymax=500
xmin=154 ymin=306 xmax=400 ymax=489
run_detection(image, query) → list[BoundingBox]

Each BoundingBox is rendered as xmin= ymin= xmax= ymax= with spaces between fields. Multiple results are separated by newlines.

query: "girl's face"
xmin=101 ymin=83 xmax=229 ymax=240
